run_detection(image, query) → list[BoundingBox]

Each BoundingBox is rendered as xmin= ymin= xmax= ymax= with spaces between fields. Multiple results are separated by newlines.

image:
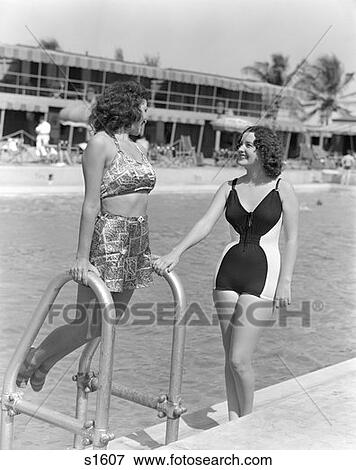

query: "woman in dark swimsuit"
xmin=17 ymin=81 xmax=156 ymax=391
xmin=154 ymin=126 xmax=299 ymax=420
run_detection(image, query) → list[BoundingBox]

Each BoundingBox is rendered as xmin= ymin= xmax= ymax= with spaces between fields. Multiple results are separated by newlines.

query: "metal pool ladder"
xmin=0 ymin=270 xmax=187 ymax=449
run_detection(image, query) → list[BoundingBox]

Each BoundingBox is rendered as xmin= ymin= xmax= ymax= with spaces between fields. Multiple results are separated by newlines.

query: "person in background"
xmin=341 ymin=150 xmax=354 ymax=185
xmin=35 ymin=116 xmax=51 ymax=159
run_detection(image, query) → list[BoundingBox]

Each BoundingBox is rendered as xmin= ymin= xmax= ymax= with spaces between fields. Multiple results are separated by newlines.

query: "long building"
xmin=0 ymin=43 xmax=305 ymax=158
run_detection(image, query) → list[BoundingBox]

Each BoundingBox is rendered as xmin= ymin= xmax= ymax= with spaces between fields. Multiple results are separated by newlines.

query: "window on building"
xmin=81 ymin=69 xmax=104 ymax=94
xmin=30 ymin=61 xmax=39 ymax=75
xmin=39 ymin=63 xmax=67 ymax=97
xmin=169 ymin=81 xmax=196 ymax=111
xmin=18 ymin=61 xmax=38 ymax=95
xmin=240 ymin=91 xmax=263 ymax=116
xmin=67 ymin=66 xmax=84 ymax=98
xmin=105 ymin=73 xmax=137 ymax=84
xmin=68 ymin=66 xmax=82 ymax=80
xmin=0 ymin=58 xmax=21 ymax=93
xmin=197 ymin=85 xmax=215 ymax=113
xmin=0 ymin=58 xmax=20 ymax=81
xmin=105 ymin=71 xmax=120 ymax=83
xmin=151 ymin=80 xmax=169 ymax=108
xmin=170 ymin=81 xmax=196 ymax=95
xmin=89 ymin=69 xmax=103 ymax=85
xmin=216 ymin=88 xmax=241 ymax=113
xmin=138 ymin=76 xmax=152 ymax=89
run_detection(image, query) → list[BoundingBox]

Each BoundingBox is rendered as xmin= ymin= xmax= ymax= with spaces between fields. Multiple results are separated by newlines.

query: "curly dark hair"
xmin=238 ymin=126 xmax=283 ymax=178
xmin=89 ymin=81 xmax=150 ymax=135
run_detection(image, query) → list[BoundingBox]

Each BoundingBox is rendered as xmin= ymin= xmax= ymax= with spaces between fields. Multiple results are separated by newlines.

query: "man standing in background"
xmin=35 ymin=116 xmax=51 ymax=159
xmin=341 ymin=150 xmax=355 ymax=185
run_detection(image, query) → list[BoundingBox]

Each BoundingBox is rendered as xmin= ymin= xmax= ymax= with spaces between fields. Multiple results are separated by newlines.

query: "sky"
xmin=0 ymin=0 xmax=355 ymax=83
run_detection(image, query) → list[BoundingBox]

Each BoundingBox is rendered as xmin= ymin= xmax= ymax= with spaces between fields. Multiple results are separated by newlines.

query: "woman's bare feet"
xmin=29 ymin=364 xmax=50 ymax=392
xmin=16 ymin=347 xmax=38 ymax=388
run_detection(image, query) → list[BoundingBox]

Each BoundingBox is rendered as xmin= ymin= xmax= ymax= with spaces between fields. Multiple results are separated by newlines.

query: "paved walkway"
xmin=109 ymin=358 xmax=356 ymax=450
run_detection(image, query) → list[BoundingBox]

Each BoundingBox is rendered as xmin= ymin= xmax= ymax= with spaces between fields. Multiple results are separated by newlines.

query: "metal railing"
xmin=0 ymin=270 xmax=187 ymax=450
xmin=0 ymin=71 xmax=265 ymax=116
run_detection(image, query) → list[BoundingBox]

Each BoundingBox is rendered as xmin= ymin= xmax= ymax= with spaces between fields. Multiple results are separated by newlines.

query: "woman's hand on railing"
xmin=152 ymin=252 xmax=180 ymax=276
xmin=69 ymin=258 xmax=100 ymax=286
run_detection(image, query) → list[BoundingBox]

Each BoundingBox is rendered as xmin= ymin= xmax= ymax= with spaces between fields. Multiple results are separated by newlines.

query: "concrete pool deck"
xmin=0 ymin=165 xmax=355 ymax=195
xmin=108 ymin=358 xmax=356 ymax=450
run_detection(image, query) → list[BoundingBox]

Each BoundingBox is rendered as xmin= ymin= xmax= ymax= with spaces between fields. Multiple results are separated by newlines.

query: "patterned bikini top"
xmin=100 ymin=138 xmax=156 ymax=199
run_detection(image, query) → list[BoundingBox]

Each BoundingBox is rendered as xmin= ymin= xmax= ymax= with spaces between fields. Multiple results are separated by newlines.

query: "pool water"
xmin=0 ymin=188 xmax=355 ymax=449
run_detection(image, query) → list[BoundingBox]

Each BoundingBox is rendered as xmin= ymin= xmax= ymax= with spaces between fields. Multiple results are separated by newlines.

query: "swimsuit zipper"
xmin=243 ymin=212 xmax=253 ymax=252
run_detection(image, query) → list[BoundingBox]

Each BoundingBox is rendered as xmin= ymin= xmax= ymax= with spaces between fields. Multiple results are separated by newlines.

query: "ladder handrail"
xmin=1 ymin=272 xmax=112 ymax=395
xmin=73 ymin=269 xmax=187 ymax=448
xmin=1 ymin=269 xmax=187 ymax=450
xmin=73 ymin=337 xmax=101 ymax=449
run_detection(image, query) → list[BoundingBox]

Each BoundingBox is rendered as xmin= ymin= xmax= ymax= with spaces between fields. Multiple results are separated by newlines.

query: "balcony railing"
xmin=0 ymin=70 xmax=270 ymax=117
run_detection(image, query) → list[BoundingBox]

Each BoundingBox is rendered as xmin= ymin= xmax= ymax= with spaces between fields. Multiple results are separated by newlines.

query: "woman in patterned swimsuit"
xmin=17 ymin=81 xmax=156 ymax=391
xmin=154 ymin=127 xmax=299 ymax=420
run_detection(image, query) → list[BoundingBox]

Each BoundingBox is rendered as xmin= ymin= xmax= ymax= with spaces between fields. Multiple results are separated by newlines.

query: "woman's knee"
xmin=229 ymin=353 xmax=253 ymax=375
xmin=67 ymin=301 xmax=102 ymax=340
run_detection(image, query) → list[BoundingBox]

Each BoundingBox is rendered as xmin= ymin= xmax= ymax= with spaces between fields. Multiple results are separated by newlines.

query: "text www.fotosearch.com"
xmin=84 ymin=453 xmax=273 ymax=466
xmin=133 ymin=453 xmax=273 ymax=466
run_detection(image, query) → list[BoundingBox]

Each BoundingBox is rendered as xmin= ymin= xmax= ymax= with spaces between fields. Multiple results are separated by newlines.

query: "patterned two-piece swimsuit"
xmin=89 ymin=137 xmax=156 ymax=292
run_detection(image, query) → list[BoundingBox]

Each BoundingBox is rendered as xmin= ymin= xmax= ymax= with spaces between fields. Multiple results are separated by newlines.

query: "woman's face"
xmin=237 ymin=132 xmax=259 ymax=166
xmin=130 ymin=99 xmax=148 ymax=136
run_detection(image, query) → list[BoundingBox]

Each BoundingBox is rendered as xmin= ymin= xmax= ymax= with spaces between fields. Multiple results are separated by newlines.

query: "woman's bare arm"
xmin=72 ymin=134 xmax=107 ymax=284
xmin=153 ymin=181 xmax=229 ymax=274
xmin=275 ymin=179 xmax=299 ymax=306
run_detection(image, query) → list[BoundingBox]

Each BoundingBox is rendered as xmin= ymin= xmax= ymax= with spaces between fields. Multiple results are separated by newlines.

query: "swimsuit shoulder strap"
xmin=113 ymin=136 xmax=144 ymax=164
xmin=134 ymin=142 xmax=149 ymax=163
xmin=134 ymin=142 xmax=145 ymax=155
xmin=275 ymin=177 xmax=281 ymax=191
xmin=112 ymin=136 xmax=124 ymax=155
xmin=231 ymin=178 xmax=238 ymax=189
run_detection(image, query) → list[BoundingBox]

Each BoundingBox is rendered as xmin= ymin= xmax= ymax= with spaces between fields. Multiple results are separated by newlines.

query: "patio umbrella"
xmin=59 ymin=101 xmax=92 ymax=148
xmin=210 ymin=116 xmax=254 ymax=133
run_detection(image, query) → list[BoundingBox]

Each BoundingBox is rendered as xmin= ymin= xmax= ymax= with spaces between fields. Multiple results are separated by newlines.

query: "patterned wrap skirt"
xmin=89 ymin=212 xmax=153 ymax=292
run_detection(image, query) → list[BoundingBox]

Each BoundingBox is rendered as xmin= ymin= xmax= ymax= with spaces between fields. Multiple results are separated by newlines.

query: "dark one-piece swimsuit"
xmin=214 ymin=177 xmax=282 ymax=300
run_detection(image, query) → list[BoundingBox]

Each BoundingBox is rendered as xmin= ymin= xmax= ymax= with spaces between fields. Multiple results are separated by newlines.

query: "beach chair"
xmin=174 ymin=136 xmax=196 ymax=166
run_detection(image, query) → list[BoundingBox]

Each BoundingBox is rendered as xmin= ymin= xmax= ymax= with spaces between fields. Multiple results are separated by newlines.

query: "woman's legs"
xmin=213 ymin=289 xmax=241 ymax=421
xmin=18 ymin=285 xmax=134 ymax=390
xmin=214 ymin=290 xmax=274 ymax=419
xmin=228 ymin=294 xmax=274 ymax=416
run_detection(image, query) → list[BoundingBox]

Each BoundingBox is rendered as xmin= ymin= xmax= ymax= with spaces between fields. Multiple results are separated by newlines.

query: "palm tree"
xmin=242 ymin=54 xmax=290 ymax=86
xmin=114 ymin=47 xmax=124 ymax=61
xmin=142 ymin=53 xmax=160 ymax=67
xmin=242 ymin=54 xmax=296 ymax=122
xmin=295 ymin=54 xmax=354 ymax=125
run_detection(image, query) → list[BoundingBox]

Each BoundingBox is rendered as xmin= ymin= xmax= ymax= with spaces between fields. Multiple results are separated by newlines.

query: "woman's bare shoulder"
xmin=216 ymin=180 xmax=234 ymax=198
xmin=278 ymin=178 xmax=295 ymax=194
xmin=89 ymin=131 xmax=114 ymax=148
xmin=85 ymin=132 xmax=116 ymax=158
xmin=220 ymin=180 xmax=235 ymax=191
xmin=227 ymin=175 xmax=245 ymax=187
xmin=277 ymin=179 xmax=298 ymax=205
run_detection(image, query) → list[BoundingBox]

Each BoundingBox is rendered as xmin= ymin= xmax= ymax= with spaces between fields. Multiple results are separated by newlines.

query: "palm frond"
xmin=337 ymin=72 xmax=355 ymax=94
